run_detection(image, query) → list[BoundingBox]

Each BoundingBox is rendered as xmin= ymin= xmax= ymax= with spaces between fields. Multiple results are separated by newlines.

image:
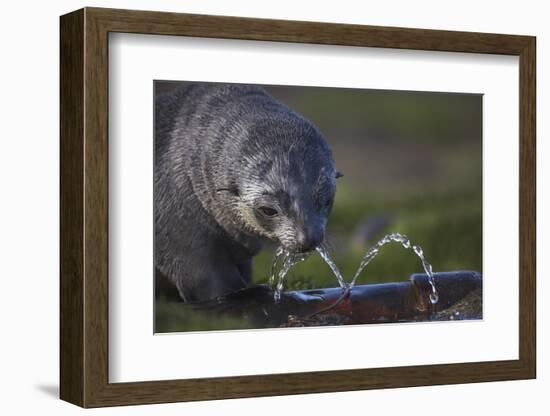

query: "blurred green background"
xmin=155 ymin=82 xmax=482 ymax=332
xmin=258 ymin=85 xmax=482 ymax=288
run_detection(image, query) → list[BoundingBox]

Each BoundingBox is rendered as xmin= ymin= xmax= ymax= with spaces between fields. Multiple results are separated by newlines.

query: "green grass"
xmin=155 ymin=295 xmax=257 ymax=332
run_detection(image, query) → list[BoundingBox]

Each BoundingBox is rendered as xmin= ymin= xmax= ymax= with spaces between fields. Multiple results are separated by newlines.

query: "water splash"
xmin=412 ymin=243 xmax=439 ymax=304
xmin=269 ymin=246 xmax=285 ymax=288
xmin=273 ymin=250 xmax=310 ymax=302
xmin=350 ymin=232 xmax=439 ymax=304
xmin=315 ymin=246 xmax=347 ymax=289
xmin=268 ymin=232 xmax=438 ymax=305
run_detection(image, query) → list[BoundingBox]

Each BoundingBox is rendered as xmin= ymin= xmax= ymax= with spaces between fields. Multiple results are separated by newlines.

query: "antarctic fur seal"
xmin=155 ymin=83 xmax=339 ymax=302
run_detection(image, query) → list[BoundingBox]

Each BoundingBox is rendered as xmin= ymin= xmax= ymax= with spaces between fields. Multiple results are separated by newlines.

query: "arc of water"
xmin=315 ymin=246 xmax=347 ymax=289
xmin=350 ymin=232 xmax=439 ymax=304
xmin=269 ymin=232 xmax=439 ymax=305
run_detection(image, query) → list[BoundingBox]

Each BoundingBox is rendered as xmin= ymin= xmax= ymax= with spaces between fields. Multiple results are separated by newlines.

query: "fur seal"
xmin=155 ymin=83 xmax=339 ymax=302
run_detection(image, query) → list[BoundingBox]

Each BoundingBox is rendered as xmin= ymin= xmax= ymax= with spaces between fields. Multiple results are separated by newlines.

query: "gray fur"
xmin=155 ymin=83 xmax=338 ymax=302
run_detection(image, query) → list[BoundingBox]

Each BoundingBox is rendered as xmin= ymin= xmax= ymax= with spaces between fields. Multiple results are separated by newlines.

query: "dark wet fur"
xmin=155 ymin=84 xmax=337 ymax=301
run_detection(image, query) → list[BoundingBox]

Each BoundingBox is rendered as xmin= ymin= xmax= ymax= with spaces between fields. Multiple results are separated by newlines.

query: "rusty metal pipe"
xmin=185 ymin=270 xmax=482 ymax=328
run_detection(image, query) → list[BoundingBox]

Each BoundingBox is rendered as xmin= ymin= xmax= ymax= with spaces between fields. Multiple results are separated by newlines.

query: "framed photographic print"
xmin=60 ymin=7 xmax=536 ymax=408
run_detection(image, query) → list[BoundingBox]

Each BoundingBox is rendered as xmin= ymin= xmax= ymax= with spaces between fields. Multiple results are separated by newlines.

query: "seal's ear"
xmin=216 ymin=184 xmax=240 ymax=197
xmin=335 ymin=171 xmax=344 ymax=179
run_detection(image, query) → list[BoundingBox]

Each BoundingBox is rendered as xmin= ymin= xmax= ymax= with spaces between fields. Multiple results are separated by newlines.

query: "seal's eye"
xmin=257 ymin=206 xmax=278 ymax=217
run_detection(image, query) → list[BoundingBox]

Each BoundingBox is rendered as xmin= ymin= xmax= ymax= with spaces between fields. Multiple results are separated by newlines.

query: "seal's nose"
xmin=296 ymin=227 xmax=323 ymax=253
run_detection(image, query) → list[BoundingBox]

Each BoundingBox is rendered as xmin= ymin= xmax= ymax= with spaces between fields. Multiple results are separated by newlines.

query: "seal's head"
xmin=221 ymin=114 xmax=341 ymax=253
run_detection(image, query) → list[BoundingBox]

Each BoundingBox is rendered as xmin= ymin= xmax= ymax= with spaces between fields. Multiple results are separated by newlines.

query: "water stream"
xmin=315 ymin=245 xmax=347 ymax=289
xmin=270 ymin=232 xmax=439 ymax=304
xmin=350 ymin=232 xmax=439 ymax=304
xmin=272 ymin=250 xmax=310 ymax=302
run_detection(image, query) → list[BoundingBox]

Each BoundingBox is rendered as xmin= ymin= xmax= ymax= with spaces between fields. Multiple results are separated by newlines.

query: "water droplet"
xmin=350 ymin=232 xmax=439 ymax=305
xmin=269 ymin=232 xmax=439 ymax=306
xmin=316 ymin=246 xmax=347 ymax=289
xmin=269 ymin=246 xmax=285 ymax=288
xmin=273 ymin=250 xmax=310 ymax=302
